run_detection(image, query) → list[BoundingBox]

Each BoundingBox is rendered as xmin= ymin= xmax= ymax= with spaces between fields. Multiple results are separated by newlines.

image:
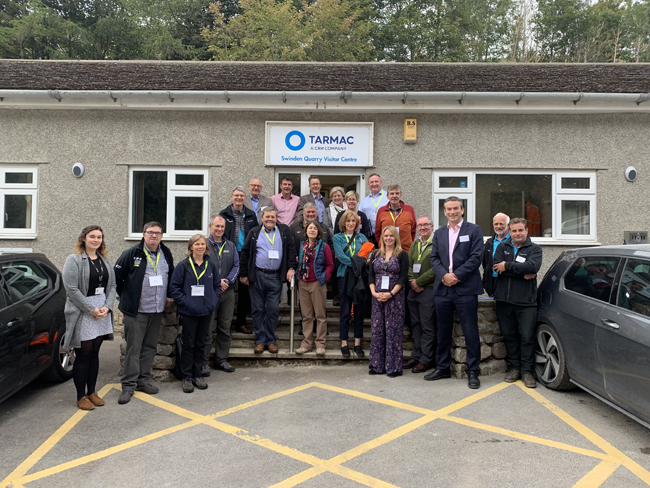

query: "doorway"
xmin=274 ymin=168 xmax=365 ymax=199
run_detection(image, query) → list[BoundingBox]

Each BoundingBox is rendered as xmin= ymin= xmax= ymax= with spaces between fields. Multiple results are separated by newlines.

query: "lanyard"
xmin=189 ymin=257 xmax=207 ymax=285
xmin=143 ymin=247 xmax=160 ymax=275
xmin=417 ymin=236 xmax=432 ymax=262
xmin=389 ymin=208 xmax=402 ymax=224
xmin=89 ymin=256 xmax=104 ymax=283
xmin=345 ymin=234 xmax=356 ymax=256
xmin=216 ymin=241 xmax=225 ymax=257
xmin=263 ymin=227 xmax=276 ymax=248
xmin=370 ymin=191 xmax=383 ymax=211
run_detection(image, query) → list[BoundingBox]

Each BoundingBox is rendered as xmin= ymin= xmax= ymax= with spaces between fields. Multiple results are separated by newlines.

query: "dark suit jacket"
xmin=244 ymin=194 xmax=273 ymax=222
xmin=294 ymin=193 xmax=331 ymax=223
xmin=430 ymin=221 xmax=484 ymax=296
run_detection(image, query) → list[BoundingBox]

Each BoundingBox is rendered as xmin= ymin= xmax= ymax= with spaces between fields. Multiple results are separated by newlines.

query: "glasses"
xmin=145 ymin=231 xmax=162 ymax=236
xmin=417 ymin=223 xmax=432 ymax=227
xmin=249 ymin=184 xmax=261 ymax=188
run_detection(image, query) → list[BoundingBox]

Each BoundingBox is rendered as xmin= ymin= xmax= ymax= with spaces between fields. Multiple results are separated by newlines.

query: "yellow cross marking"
xmin=2 ymin=380 xmax=649 ymax=488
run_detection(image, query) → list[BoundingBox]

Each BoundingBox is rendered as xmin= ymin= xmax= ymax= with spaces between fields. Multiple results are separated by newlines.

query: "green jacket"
xmin=408 ymin=237 xmax=436 ymax=287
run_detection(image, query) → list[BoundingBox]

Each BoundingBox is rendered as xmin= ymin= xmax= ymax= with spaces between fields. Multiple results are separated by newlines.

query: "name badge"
xmin=459 ymin=235 xmax=470 ymax=242
xmin=396 ymin=227 xmax=400 ymax=233
xmin=149 ymin=275 xmax=163 ymax=287
xmin=268 ymin=250 xmax=280 ymax=259
xmin=413 ymin=264 xmax=421 ymax=273
xmin=381 ymin=275 xmax=390 ymax=290
xmin=191 ymin=285 xmax=205 ymax=296
xmin=515 ymin=255 xmax=527 ymax=263
xmin=95 ymin=287 xmax=105 ymax=295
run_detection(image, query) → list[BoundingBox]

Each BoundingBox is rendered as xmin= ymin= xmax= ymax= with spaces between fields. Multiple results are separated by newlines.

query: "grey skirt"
xmin=74 ymin=293 xmax=114 ymax=343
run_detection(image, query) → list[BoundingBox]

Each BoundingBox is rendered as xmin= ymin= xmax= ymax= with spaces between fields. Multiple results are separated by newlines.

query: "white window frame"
xmin=0 ymin=166 xmax=38 ymax=238
xmin=432 ymin=169 xmax=597 ymax=244
xmin=128 ymin=167 xmax=209 ymax=239
xmin=273 ymin=168 xmax=365 ymax=198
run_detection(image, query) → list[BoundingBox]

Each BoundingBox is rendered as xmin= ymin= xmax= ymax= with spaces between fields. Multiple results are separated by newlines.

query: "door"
xmin=596 ymin=258 xmax=650 ymax=422
xmin=274 ymin=169 xmax=363 ymax=199
xmin=0 ymin=277 xmax=26 ymax=400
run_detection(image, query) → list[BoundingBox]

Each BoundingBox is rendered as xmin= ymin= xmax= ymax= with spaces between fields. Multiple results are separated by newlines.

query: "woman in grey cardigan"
xmin=62 ymin=225 xmax=117 ymax=411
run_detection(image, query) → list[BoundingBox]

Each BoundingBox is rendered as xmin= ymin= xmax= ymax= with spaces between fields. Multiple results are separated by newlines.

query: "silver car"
xmin=536 ymin=244 xmax=650 ymax=428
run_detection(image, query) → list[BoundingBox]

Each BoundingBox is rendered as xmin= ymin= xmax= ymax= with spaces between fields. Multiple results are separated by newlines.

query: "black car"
xmin=0 ymin=253 xmax=72 ymax=404
xmin=536 ymin=244 xmax=650 ymax=428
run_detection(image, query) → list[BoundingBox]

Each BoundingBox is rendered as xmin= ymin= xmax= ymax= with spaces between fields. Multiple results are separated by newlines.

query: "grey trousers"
xmin=407 ymin=286 xmax=437 ymax=365
xmin=121 ymin=312 xmax=163 ymax=390
xmin=204 ymin=287 xmax=235 ymax=365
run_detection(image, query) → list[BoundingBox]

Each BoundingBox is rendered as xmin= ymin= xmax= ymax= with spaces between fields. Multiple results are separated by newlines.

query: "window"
xmin=129 ymin=168 xmax=209 ymax=238
xmin=0 ymin=166 xmax=38 ymax=237
xmin=617 ymin=259 xmax=650 ymax=318
xmin=563 ymin=256 xmax=620 ymax=303
xmin=432 ymin=171 xmax=596 ymax=241
xmin=1 ymin=261 xmax=50 ymax=303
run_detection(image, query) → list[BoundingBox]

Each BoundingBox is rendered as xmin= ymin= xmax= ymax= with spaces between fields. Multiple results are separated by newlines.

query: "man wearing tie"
xmin=424 ymin=197 xmax=484 ymax=389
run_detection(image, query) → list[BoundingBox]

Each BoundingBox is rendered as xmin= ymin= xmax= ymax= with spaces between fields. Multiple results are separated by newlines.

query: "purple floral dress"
xmin=370 ymin=254 xmax=405 ymax=375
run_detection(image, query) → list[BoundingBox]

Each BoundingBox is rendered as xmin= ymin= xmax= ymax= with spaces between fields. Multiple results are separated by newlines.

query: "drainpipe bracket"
xmin=224 ymin=91 xmax=230 ymax=103
xmin=573 ymin=93 xmax=584 ymax=106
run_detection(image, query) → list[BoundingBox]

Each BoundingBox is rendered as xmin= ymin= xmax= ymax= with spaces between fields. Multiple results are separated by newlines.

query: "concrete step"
xmin=227 ymin=347 xmax=413 ymax=361
xmin=230 ymin=331 xmax=413 ymax=350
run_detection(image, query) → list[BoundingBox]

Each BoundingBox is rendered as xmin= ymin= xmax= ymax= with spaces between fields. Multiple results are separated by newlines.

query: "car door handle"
xmin=601 ymin=319 xmax=620 ymax=330
xmin=6 ymin=319 xmax=20 ymax=327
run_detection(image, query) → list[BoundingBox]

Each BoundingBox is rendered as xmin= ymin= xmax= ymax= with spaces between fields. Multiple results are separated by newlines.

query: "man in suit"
xmin=295 ymin=175 xmax=331 ymax=224
xmin=244 ymin=178 xmax=273 ymax=223
xmin=424 ymin=196 xmax=484 ymax=389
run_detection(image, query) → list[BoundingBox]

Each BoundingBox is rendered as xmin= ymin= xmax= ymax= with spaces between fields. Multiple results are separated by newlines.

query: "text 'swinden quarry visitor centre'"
xmin=0 ymin=60 xmax=649 ymax=273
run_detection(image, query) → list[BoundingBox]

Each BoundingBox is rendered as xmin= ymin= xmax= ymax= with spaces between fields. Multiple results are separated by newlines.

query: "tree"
xmin=533 ymin=0 xmax=588 ymax=61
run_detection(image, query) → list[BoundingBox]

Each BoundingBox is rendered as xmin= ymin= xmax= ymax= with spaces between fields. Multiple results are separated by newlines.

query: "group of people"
xmin=60 ymin=172 xmax=543 ymax=410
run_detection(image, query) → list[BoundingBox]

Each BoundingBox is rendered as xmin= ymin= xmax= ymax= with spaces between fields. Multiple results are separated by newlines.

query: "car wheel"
xmin=42 ymin=323 xmax=74 ymax=382
xmin=534 ymin=323 xmax=575 ymax=390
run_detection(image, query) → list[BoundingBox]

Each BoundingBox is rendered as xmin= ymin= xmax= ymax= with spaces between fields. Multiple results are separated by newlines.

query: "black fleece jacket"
xmin=492 ymin=237 xmax=542 ymax=306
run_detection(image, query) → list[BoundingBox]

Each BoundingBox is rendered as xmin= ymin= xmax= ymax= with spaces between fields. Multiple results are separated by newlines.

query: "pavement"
xmin=1 ymin=339 xmax=650 ymax=488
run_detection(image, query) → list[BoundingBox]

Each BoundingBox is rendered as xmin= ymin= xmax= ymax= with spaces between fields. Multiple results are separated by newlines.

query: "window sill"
xmin=0 ymin=235 xmax=37 ymax=240
xmin=482 ymin=236 xmax=600 ymax=247
xmin=125 ymin=235 xmax=203 ymax=242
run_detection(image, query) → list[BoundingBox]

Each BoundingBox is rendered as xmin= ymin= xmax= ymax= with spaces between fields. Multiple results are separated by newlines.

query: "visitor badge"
xmin=268 ymin=250 xmax=280 ymax=259
xmin=149 ymin=275 xmax=163 ymax=287
xmin=191 ymin=285 xmax=205 ymax=296
xmin=413 ymin=264 xmax=421 ymax=273
xmin=516 ymin=256 xmax=527 ymax=263
xmin=381 ymin=275 xmax=390 ymax=290
xmin=396 ymin=227 xmax=399 ymax=233
xmin=459 ymin=235 xmax=470 ymax=242
xmin=95 ymin=287 xmax=104 ymax=295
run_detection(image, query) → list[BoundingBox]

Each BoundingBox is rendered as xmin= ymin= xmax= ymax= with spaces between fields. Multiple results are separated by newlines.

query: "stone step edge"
xmin=228 ymin=347 xmax=413 ymax=361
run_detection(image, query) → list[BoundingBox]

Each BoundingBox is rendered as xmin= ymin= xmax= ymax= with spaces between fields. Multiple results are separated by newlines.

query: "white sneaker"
xmin=296 ymin=347 xmax=309 ymax=355
xmin=316 ymin=348 xmax=325 ymax=356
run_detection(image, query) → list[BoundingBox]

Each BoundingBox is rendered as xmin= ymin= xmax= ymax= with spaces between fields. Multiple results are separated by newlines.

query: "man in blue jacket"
xmin=114 ymin=221 xmax=174 ymax=405
xmin=425 ymin=197 xmax=484 ymax=389
xmin=493 ymin=218 xmax=542 ymax=388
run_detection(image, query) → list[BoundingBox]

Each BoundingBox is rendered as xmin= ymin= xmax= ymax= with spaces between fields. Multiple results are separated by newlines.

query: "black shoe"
xmin=368 ymin=369 xmax=384 ymax=375
xmin=193 ymin=377 xmax=208 ymax=390
xmin=354 ymin=345 xmax=364 ymax=357
xmin=341 ymin=346 xmax=350 ymax=357
xmin=182 ymin=379 xmax=194 ymax=393
xmin=118 ymin=389 xmax=134 ymax=404
xmin=216 ymin=361 xmax=236 ymax=373
xmin=201 ymin=365 xmax=211 ymax=377
xmin=387 ymin=372 xmax=402 ymax=378
xmin=423 ymin=369 xmax=451 ymax=381
xmin=135 ymin=380 xmax=159 ymax=395
xmin=467 ymin=371 xmax=480 ymax=389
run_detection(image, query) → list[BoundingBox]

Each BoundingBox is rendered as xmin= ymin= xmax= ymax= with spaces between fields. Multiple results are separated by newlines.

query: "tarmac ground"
xmin=2 ymin=339 xmax=650 ymax=488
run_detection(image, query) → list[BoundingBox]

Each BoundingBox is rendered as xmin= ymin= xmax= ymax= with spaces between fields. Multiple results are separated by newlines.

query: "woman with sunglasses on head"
xmin=334 ymin=190 xmax=372 ymax=241
xmin=169 ymin=234 xmax=221 ymax=394
xmin=62 ymin=225 xmax=117 ymax=410
xmin=368 ymin=225 xmax=409 ymax=377
xmin=322 ymin=186 xmax=346 ymax=234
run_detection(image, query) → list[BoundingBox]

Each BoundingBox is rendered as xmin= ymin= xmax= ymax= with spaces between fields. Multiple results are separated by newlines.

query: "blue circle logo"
xmin=285 ymin=131 xmax=306 ymax=151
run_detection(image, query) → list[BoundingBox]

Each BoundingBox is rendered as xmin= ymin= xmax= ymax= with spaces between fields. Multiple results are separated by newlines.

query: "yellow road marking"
xmin=5 ymin=379 xmax=650 ymax=488
xmin=574 ymin=461 xmax=621 ymax=488
xmin=1 ymin=383 xmax=115 ymax=488
xmin=518 ymin=382 xmax=650 ymax=485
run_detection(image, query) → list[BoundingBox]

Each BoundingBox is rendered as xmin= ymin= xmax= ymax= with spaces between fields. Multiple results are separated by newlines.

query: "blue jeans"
xmin=249 ymin=270 xmax=282 ymax=345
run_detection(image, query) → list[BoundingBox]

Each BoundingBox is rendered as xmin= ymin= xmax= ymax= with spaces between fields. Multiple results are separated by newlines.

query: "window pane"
xmin=175 ymin=197 xmax=203 ymax=231
xmin=175 ymin=174 xmax=204 ymax=186
xmin=5 ymin=172 xmax=33 ymax=184
xmin=278 ymin=173 xmax=301 ymax=196
xmin=1 ymin=261 xmax=50 ymax=302
xmin=4 ymin=195 xmax=32 ymax=229
xmin=438 ymin=199 xmax=468 ymax=228
xmin=476 ymin=174 xmax=552 ymax=237
xmin=132 ymin=171 xmax=167 ymax=233
xmin=561 ymin=200 xmax=590 ymax=235
xmin=618 ymin=259 xmax=650 ymax=317
xmin=564 ymin=257 xmax=619 ymax=303
xmin=561 ymin=177 xmax=590 ymax=190
xmin=439 ymin=176 xmax=468 ymax=189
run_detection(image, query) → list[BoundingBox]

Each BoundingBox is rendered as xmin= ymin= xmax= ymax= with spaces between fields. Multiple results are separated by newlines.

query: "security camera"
xmin=72 ymin=163 xmax=85 ymax=178
xmin=625 ymin=166 xmax=637 ymax=182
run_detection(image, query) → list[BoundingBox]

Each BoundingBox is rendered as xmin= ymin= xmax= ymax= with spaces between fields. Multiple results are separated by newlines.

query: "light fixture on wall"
xmin=72 ymin=163 xmax=85 ymax=178
xmin=625 ymin=166 xmax=637 ymax=182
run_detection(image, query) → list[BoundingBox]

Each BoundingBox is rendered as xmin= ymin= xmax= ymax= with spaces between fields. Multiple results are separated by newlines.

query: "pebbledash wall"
xmin=0 ymin=61 xmax=649 ymax=276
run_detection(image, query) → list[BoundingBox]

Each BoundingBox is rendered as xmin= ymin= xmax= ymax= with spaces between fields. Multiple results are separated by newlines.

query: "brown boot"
xmin=87 ymin=392 xmax=105 ymax=406
xmin=77 ymin=396 xmax=95 ymax=411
